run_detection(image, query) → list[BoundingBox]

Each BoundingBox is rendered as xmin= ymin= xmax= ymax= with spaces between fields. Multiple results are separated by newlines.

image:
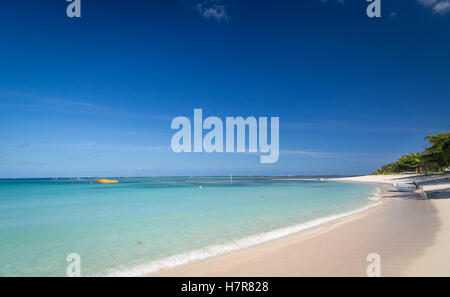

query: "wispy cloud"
xmin=0 ymin=138 xmax=64 ymax=149
xmin=56 ymin=142 xmax=169 ymax=152
xmin=281 ymin=150 xmax=400 ymax=162
xmin=282 ymin=150 xmax=342 ymax=158
xmin=320 ymin=0 xmax=346 ymax=4
xmin=193 ymin=0 xmax=229 ymax=21
xmin=17 ymin=160 xmax=47 ymax=166
xmin=0 ymin=91 xmax=172 ymax=121
xmin=16 ymin=143 xmax=32 ymax=148
xmin=418 ymin=0 xmax=450 ymax=14
xmin=69 ymin=152 xmax=101 ymax=160
xmin=1 ymin=91 xmax=111 ymax=112
xmin=282 ymin=120 xmax=443 ymax=134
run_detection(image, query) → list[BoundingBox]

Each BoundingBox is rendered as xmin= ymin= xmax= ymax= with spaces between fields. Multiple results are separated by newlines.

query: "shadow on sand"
xmin=385 ymin=173 xmax=450 ymax=200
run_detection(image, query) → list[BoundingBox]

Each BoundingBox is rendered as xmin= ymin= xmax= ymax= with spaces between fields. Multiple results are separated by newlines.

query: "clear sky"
xmin=0 ymin=0 xmax=449 ymax=177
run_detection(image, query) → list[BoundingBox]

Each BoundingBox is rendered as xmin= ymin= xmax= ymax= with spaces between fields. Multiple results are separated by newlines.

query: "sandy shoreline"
xmin=151 ymin=174 xmax=450 ymax=277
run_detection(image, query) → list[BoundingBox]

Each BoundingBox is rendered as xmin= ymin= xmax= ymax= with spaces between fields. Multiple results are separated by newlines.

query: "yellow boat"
xmin=97 ymin=179 xmax=118 ymax=184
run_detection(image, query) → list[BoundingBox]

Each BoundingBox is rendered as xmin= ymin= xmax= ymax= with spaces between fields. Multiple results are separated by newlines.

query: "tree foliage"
xmin=422 ymin=132 xmax=450 ymax=171
xmin=374 ymin=132 xmax=450 ymax=174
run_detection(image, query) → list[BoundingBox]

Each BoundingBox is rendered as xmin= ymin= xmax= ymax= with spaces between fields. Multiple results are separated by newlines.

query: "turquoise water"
xmin=0 ymin=177 xmax=377 ymax=276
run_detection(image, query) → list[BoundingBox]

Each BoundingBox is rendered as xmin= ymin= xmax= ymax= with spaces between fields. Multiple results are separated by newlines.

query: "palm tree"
xmin=422 ymin=132 xmax=450 ymax=171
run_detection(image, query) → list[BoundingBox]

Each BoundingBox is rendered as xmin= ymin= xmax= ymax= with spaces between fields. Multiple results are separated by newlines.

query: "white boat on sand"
xmin=393 ymin=182 xmax=419 ymax=192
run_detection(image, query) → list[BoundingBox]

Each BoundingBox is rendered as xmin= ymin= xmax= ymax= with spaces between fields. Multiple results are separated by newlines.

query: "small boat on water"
xmin=97 ymin=179 xmax=118 ymax=184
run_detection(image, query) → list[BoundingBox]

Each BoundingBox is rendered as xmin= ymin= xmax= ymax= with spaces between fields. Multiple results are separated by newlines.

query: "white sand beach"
xmin=152 ymin=174 xmax=450 ymax=277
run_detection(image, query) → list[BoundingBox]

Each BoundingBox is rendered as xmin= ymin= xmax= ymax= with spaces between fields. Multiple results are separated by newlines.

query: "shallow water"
xmin=0 ymin=177 xmax=377 ymax=276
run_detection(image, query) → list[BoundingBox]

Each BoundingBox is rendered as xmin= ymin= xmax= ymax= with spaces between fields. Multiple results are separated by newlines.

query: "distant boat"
xmin=97 ymin=179 xmax=118 ymax=184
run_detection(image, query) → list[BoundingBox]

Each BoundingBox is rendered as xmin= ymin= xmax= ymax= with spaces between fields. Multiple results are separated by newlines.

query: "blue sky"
xmin=0 ymin=0 xmax=449 ymax=177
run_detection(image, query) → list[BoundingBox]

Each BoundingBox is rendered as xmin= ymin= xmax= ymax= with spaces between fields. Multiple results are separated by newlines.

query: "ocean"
xmin=0 ymin=177 xmax=378 ymax=276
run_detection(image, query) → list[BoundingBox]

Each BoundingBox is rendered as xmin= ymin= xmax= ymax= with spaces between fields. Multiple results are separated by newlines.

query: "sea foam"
xmin=105 ymin=195 xmax=382 ymax=277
